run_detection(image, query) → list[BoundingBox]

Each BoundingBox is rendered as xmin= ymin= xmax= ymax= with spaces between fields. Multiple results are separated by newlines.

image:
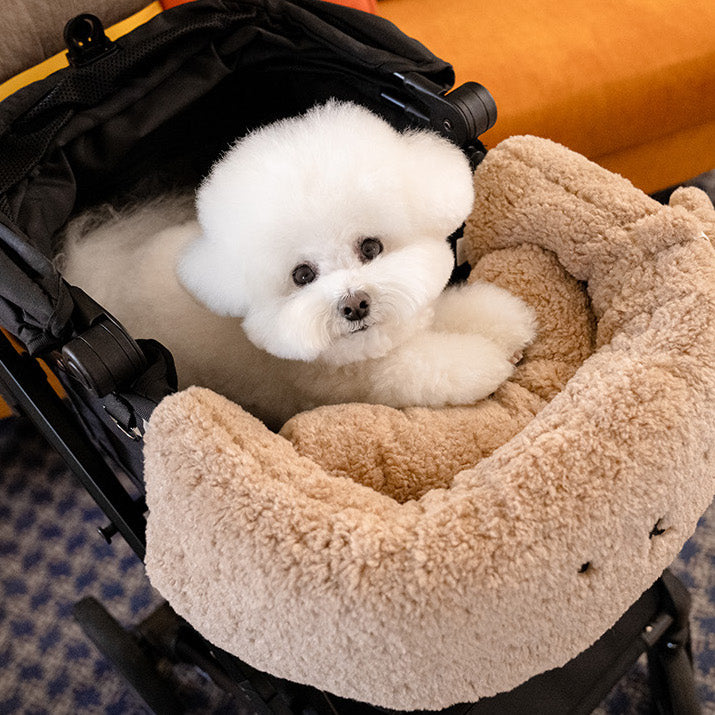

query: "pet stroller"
xmin=0 ymin=0 xmax=712 ymax=712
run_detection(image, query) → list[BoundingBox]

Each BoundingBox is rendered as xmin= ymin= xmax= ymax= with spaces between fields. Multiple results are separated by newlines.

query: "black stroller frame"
xmin=0 ymin=1 xmax=703 ymax=712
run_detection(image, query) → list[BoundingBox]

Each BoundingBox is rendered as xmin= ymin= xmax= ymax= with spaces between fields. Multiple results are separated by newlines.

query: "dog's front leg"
xmin=431 ymin=280 xmax=537 ymax=360
xmin=361 ymin=331 xmax=516 ymax=408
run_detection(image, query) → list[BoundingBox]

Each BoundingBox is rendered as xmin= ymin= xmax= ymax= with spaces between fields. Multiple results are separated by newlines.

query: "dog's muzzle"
xmin=338 ymin=291 xmax=371 ymax=322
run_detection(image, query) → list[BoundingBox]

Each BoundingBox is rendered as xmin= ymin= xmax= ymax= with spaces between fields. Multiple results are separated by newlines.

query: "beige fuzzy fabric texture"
xmin=144 ymin=136 xmax=715 ymax=710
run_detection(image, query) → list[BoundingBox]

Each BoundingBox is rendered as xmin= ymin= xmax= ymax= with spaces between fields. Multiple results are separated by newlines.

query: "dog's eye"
xmin=359 ymin=237 xmax=383 ymax=262
xmin=292 ymin=264 xmax=317 ymax=286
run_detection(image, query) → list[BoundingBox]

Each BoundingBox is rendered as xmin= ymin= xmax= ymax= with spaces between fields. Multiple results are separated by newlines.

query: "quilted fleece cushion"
xmin=143 ymin=136 xmax=715 ymax=711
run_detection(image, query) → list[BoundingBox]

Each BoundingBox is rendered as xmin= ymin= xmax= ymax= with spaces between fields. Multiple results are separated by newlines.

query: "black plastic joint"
xmin=382 ymin=72 xmax=497 ymax=164
xmin=64 ymin=14 xmax=116 ymax=67
xmin=61 ymin=287 xmax=147 ymax=398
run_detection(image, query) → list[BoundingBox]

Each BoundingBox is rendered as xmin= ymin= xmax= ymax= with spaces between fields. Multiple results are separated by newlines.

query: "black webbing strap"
xmin=99 ymin=340 xmax=178 ymax=441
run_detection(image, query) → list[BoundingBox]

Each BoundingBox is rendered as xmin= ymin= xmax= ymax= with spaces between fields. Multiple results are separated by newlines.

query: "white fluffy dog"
xmin=61 ymin=101 xmax=536 ymax=429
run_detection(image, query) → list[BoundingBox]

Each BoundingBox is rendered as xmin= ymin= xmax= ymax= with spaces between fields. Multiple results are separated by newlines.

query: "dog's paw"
xmin=368 ymin=332 xmax=515 ymax=407
xmin=432 ymin=281 xmax=537 ymax=356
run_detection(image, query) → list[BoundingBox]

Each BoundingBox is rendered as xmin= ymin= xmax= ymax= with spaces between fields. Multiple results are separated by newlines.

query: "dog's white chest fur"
xmin=59 ymin=101 xmax=536 ymax=429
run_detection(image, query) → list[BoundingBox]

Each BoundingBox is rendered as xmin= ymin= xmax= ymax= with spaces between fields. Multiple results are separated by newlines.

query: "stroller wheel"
xmin=73 ymin=596 xmax=184 ymax=714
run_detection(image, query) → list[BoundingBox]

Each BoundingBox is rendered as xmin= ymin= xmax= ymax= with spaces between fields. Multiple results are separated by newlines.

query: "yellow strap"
xmin=0 ymin=2 xmax=164 ymax=102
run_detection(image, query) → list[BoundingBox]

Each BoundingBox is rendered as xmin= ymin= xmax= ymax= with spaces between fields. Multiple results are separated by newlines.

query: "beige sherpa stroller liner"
xmin=144 ymin=135 xmax=715 ymax=711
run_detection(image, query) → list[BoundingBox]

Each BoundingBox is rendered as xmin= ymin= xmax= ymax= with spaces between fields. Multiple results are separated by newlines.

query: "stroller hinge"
xmin=382 ymin=72 xmax=497 ymax=166
xmin=60 ymin=286 xmax=147 ymax=399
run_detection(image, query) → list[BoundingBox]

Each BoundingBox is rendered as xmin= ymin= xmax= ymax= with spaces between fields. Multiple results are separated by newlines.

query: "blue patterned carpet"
xmin=0 ymin=417 xmax=235 ymax=714
xmin=0 ymin=413 xmax=713 ymax=714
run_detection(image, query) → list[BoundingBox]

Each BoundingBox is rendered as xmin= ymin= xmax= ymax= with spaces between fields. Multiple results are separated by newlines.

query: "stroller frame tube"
xmin=0 ymin=329 xmax=146 ymax=559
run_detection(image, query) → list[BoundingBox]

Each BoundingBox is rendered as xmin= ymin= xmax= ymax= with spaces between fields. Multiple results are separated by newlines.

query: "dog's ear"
xmin=176 ymin=235 xmax=249 ymax=317
xmin=401 ymin=130 xmax=475 ymax=239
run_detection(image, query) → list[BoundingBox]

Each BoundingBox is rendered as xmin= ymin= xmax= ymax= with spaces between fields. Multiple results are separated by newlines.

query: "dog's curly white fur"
xmin=60 ymin=101 xmax=536 ymax=428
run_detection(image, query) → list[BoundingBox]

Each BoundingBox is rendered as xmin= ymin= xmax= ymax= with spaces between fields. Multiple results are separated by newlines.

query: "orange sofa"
xmin=377 ymin=0 xmax=715 ymax=193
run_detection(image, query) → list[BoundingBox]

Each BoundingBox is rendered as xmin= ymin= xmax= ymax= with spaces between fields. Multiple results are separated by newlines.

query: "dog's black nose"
xmin=339 ymin=291 xmax=371 ymax=321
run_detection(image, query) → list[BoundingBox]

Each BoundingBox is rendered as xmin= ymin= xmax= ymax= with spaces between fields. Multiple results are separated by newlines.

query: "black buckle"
xmin=64 ymin=14 xmax=117 ymax=68
xmin=382 ymin=72 xmax=497 ymax=166
xmin=61 ymin=286 xmax=147 ymax=399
